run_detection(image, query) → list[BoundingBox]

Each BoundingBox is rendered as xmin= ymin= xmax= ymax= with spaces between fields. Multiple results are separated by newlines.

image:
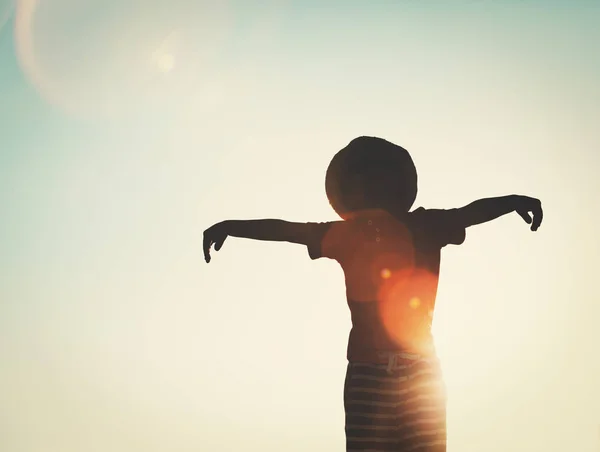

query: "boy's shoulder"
xmin=305 ymin=206 xmax=465 ymax=260
xmin=307 ymin=207 xmax=457 ymax=228
xmin=408 ymin=207 xmax=466 ymax=246
xmin=409 ymin=206 xmax=447 ymax=217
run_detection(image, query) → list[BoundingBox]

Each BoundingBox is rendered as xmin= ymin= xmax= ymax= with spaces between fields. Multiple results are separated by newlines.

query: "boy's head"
xmin=325 ymin=136 xmax=418 ymax=219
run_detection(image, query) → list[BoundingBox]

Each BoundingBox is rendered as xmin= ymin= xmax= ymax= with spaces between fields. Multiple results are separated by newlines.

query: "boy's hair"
xmin=325 ymin=136 xmax=418 ymax=218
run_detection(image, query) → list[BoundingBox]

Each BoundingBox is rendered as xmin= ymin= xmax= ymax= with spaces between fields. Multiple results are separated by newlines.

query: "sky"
xmin=1 ymin=0 xmax=599 ymax=451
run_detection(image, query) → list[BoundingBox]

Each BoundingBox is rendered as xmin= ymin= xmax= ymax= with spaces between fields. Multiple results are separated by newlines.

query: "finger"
xmin=516 ymin=209 xmax=532 ymax=224
xmin=214 ymin=235 xmax=227 ymax=251
xmin=531 ymin=203 xmax=543 ymax=231
xmin=203 ymin=232 xmax=212 ymax=263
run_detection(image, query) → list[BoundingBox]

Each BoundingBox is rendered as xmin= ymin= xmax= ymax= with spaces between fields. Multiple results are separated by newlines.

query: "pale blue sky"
xmin=1 ymin=1 xmax=599 ymax=451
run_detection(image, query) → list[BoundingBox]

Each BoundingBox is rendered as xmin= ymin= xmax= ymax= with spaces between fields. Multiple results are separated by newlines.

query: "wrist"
xmin=510 ymin=194 xmax=523 ymax=207
xmin=219 ymin=220 xmax=233 ymax=235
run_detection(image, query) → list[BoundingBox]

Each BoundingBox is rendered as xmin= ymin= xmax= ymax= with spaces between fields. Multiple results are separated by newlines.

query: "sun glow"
xmin=2 ymin=1 xmax=595 ymax=451
xmin=409 ymin=297 xmax=421 ymax=309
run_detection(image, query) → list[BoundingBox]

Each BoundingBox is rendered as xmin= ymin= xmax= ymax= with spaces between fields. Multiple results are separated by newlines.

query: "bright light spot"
xmin=152 ymin=30 xmax=181 ymax=74
xmin=409 ymin=297 xmax=420 ymax=309
xmin=381 ymin=268 xmax=391 ymax=279
xmin=156 ymin=53 xmax=175 ymax=73
xmin=13 ymin=2 xmax=233 ymax=118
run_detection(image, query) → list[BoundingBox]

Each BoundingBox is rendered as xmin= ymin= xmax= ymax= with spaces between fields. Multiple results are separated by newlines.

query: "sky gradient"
xmin=1 ymin=1 xmax=599 ymax=451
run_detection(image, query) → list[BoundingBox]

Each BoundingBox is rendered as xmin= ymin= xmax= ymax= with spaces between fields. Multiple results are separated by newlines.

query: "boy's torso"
xmin=308 ymin=208 xmax=461 ymax=362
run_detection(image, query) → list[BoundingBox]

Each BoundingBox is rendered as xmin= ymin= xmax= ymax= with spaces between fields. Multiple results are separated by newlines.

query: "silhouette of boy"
xmin=203 ymin=136 xmax=543 ymax=452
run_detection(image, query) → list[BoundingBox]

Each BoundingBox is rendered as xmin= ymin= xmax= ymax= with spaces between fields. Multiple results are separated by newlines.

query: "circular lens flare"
xmin=409 ymin=297 xmax=421 ymax=309
xmin=0 ymin=0 xmax=14 ymax=33
xmin=14 ymin=0 xmax=233 ymax=118
xmin=378 ymin=268 xmax=438 ymax=350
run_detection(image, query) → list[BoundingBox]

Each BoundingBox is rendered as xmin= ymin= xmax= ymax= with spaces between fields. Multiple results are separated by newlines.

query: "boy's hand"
xmin=515 ymin=196 xmax=543 ymax=231
xmin=203 ymin=221 xmax=228 ymax=263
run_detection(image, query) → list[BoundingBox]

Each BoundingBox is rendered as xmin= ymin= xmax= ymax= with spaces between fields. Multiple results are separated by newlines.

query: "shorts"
xmin=344 ymin=353 xmax=447 ymax=452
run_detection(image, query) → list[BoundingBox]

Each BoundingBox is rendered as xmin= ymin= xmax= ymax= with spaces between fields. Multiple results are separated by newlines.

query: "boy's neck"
xmin=345 ymin=208 xmax=410 ymax=221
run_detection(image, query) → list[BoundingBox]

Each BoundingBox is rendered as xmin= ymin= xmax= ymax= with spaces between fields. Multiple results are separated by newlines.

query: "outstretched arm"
xmin=454 ymin=195 xmax=543 ymax=230
xmin=203 ymin=219 xmax=312 ymax=263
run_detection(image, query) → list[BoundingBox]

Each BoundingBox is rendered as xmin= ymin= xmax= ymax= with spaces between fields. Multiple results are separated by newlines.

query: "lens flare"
xmin=14 ymin=0 xmax=233 ymax=118
xmin=0 ymin=0 xmax=13 ymax=33
xmin=156 ymin=53 xmax=175 ymax=73
xmin=320 ymin=213 xmax=417 ymax=303
xmin=378 ymin=268 xmax=438 ymax=349
xmin=152 ymin=30 xmax=181 ymax=74
xmin=409 ymin=297 xmax=421 ymax=309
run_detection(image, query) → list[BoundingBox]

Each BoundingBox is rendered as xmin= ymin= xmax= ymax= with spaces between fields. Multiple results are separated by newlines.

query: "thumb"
xmin=516 ymin=209 xmax=532 ymax=224
xmin=214 ymin=235 xmax=227 ymax=251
